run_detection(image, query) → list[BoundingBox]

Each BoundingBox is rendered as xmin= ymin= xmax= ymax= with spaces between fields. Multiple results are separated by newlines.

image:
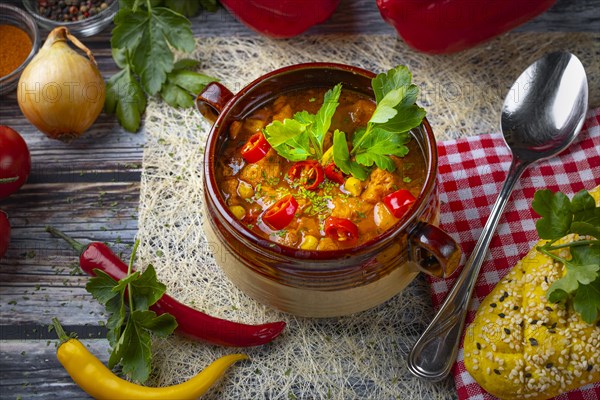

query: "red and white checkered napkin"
xmin=428 ymin=107 xmax=600 ymax=400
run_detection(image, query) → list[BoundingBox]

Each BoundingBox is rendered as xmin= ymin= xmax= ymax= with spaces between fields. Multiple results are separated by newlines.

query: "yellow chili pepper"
xmin=52 ymin=318 xmax=248 ymax=400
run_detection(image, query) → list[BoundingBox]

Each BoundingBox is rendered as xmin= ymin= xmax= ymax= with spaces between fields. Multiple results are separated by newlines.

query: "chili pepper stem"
xmin=0 ymin=177 xmax=19 ymax=184
xmin=51 ymin=317 xmax=72 ymax=344
xmin=45 ymin=226 xmax=86 ymax=254
xmin=126 ymin=240 xmax=140 ymax=309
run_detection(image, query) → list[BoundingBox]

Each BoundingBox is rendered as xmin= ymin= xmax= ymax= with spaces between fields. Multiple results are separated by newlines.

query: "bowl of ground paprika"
xmin=0 ymin=4 xmax=40 ymax=96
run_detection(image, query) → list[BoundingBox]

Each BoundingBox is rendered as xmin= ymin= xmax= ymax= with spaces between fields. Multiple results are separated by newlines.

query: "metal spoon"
xmin=407 ymin=51 xmax=589 ymax=381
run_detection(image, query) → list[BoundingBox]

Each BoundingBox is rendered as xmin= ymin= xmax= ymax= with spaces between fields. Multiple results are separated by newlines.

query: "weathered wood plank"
xmin=0 ymin=339 xmax=109 ymax=400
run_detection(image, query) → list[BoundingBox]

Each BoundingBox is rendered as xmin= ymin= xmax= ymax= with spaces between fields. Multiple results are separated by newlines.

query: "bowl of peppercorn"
xmin=0 ymin=4 xmax=41 ymax=96
xmin=23 ymin=0 xmax=118 ymax=37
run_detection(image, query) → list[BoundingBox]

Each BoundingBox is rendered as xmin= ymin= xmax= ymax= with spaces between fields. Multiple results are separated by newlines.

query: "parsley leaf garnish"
xmin=264 ymin=84 xmax=342 ymax=162
xmin=86 ymin=241 xmax=177 ymax=383
xmin=532 ymin=189 xmax=600 ymax=323
xmin=106 ymin=1 xmax=218 ymax=132
xmin=333 ymin=65 xmax=425 ymax=180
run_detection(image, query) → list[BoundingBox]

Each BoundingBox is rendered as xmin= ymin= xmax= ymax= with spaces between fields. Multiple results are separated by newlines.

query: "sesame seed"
xmin=546 ymin=363 xmax=553 ymax=369
xmin=531 ymin=319 xmax=538 ymax=325
xmin=472 ymin=365 xmax=479 ymax=370
xmin=550 ymin=322 xmax=557 ymax=329
xmin=476 ymin=342 xmax=481 ymax=350
xmin=545 ymin=306 xmax=553 ymax=312
xmin=498 ymin=313 xmax=506 ymax=318
xmin=504 ymin=291 xmax=509 ymax=298
xmin=587 ymin=364 xmax=594 ymax=372
xmin=525 ymin=372 xmax=532 ymax=378
xmin=529 ymin=338 xmax=538 ymax=346
xmin=490 ymin=303 xmax=497 ymax=308
xmin=548 ymin=329 xmax=556 ymax=334
xmin=494 ymin=369 xmax=501 ymax=375
xmin=499 ymin=296 xmax=505 ymax=302
xmin=513 ymin=305 xmax=519 ymax=310
xmin=504 ymin=328 xmax=511 ymax=335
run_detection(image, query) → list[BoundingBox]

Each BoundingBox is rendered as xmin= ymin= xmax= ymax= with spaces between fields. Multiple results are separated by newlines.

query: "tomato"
xmin=0 ymin=210 xmax=10 ymax=258
xmin=288 ymin=160 xmax=324 ymax=190
xmin=324 ymin=162 xmax=345 ymax=184
xmin=263 ymin=195 xmax=298 ymax=230
xmin=382 ymin=189 xmax=416 ymax=219
xmin=0 ymin=126 xmax=31 ymax=199
xmin=324 ymin=217 xmax=359 ymax=243
xmin=241 ymin=131 xmax=271 ymax=163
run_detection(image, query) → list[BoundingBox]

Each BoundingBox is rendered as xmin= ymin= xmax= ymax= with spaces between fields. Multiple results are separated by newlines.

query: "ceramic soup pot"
xmin=197 ymin=63 xmax=461 ymax=317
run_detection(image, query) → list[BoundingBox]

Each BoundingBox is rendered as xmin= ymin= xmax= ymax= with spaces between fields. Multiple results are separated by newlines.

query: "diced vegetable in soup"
xmin=216 ymin=66 xmax=427 ymax=250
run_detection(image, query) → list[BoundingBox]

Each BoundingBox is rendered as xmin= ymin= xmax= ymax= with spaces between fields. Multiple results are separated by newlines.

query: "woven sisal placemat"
xmin=137 ymin=33 xmax=599 ymax=399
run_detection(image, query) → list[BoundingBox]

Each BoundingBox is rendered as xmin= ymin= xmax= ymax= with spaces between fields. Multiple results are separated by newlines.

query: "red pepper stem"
xmin=45 ymin=226 xmax=86 ymax=254
xmin=0 ymin=177 xmax=19 ymax=184
xmin=51 ymin=317 xmax=71 ymax=344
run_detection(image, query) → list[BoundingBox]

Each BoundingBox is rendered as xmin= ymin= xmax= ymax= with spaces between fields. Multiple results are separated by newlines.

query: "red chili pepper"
xmin=324 ymin=162 xmax=345 ymax=184
xmin=376 ymin=0 xmax=556 ymax=54
xmin=241 ymin=132 xmax=271 ymax=163
xmin=382 ymin=189 xmax=416 ymax=219
xmin=262 ymin=195 xmax=298 ymax=230
xmin=45 ymin=226 xmax=286 ymax=347
xmin=220 ymin=0 xmax=340 ymax=39
xmin=288 ymin=160 xmax=324 ymax=190
xmin=324 ymin=217 xmax=359 ymax=243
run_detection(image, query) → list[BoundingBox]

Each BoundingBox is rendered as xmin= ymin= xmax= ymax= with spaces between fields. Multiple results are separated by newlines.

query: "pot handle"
xmin=408 ymin=222 xmax=462 ymax=278
xmin=195 ymin=82 xmax=234 ymax=123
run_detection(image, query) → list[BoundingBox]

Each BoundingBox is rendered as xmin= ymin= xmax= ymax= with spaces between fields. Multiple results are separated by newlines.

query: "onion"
xmin=17 ymin=27 xmax=105 ymax=141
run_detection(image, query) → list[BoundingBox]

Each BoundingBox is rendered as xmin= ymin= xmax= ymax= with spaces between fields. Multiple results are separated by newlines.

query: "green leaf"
xmin=198 ymin=0 xmax=218 ymax=12
xmin=113 ymin=271 xmax=141 ymax=294
xmin=133 ymin=310 xmax=177 ymax=338
xmin=573 ymin=276 xmax=600 ymax=324
xmin=375 ymin=103 xmax=426 ymax=134
xmin=153 ymin=7 xmax=195 ymax=52
xmin=164 ymin=0 xmax=201 ymax=17
xmin=532 ymin=190 xmax=572 ymax=240
xmin=313 ymin=83 xmax=341 ymax=151
xmin=371 ymin=65 xmax=413 ymax=104
xmin=571 ymin=221 xmax=600 ymax=239
xmin=129 ymin=265 xmax=167 ymax=310
xmin=105 ymin=66 xmax=147 ymax=132
xmin=369 ymin=87 xmax=404 ymax=124
xmin=160 ymin=81 xmax=194 ymax=108
xmin=354 ymin=128 xmax=410 ymax=171
xmin=167 ymin=69 xmax=215 ymax=94
xmin=264 ymin=119 xmax=309 ymax=147
xmin=106 ymin=294 xmax=126 ymax=348
xmin=86 ymin=270 xmax=119 ymax=304
xmin=172 ymin=58 xmax=199 ymax=70
xmin=111 ymin=9 xmax=149 ymax=51
xmin=333 ymin=130 xmax=367 ymax=180
xmin=118 ymin=313 xmax=153 ymax=383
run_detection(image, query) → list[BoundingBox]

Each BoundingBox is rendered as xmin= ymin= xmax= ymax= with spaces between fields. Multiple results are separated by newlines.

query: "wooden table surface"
xmin=1 ymin=1 xmax=598 ymax=398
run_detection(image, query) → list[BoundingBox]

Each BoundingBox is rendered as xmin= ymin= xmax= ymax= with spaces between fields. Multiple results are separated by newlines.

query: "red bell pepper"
xmin=263 ymin=195 xmax=298 ymax=230
xmin=324 ymin=217 xmax=359 ymax=243
xmin=382 ymin=189 xmax=416 ymax=219
xmin=220 ymin=0 xmax=340 ymax=39
xmin=288 ymin=160 xmax=325 ymax=190
xmin=241 ymin=132 xmax=271 ymax=163
xmin=376 ymin=0 xmax=557 ymax=54
xmin=324 ymin=162 xmax=345 ymax=184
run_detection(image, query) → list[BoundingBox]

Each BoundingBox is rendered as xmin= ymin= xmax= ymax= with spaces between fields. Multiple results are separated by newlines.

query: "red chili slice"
xmin=324 ymin=217 xmax=359 ymax=243
xmin=288 ymin=160 xmax=324 ymax=190
xmin=382 ymin=189 xmax=416 ymax=219
xmin=324 ymin=162 xmax=345 ymax=184
xmin=263 ymin=195 xmax=298 ymax=230
xmin=241 ymin=131 xmax=271 ymax=163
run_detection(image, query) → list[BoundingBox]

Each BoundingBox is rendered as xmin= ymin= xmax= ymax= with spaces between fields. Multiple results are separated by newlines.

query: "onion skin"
xmin=17 ymin=27 xmax=105 ymax=141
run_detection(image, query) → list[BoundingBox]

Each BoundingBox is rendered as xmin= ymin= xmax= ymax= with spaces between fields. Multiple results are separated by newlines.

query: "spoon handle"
xmin=408 ymin=158 xmax=529 ymax=381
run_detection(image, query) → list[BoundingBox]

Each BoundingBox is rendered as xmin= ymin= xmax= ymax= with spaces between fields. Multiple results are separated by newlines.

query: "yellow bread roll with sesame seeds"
xmin=464 ymin=185 xmax=600 ymax=400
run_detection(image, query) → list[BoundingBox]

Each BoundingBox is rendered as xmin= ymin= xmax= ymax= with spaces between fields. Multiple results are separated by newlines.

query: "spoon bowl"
xmin=408 ymin=51 xmax=589 ymax=381
xmin=502 ymin=51 xmax=589 ymax=163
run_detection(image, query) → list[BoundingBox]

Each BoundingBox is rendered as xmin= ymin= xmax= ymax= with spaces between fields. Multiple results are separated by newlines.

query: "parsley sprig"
xmin=86 ymin=240 xmax=177 ymax=383
xmin=262 ymin=65 xmax=426 ymax=181
xmin=532 ymin=189 xmax=600 ymax=323
xmin=333 ymin=66 xmax=426 ymax=180
xmin=105 ymin=0 xmax=218 ymax=132
xmin=263 ymin=83 xmax=342 ymax=162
